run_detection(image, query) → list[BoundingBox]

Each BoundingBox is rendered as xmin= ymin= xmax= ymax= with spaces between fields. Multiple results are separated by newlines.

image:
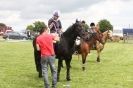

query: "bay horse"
xmin=54 ymin=22 xmax=87 ymax=81
xmin=79 ymin=30 xmax=112 ymax=71
xmin=79 ymin=32 xmax=103 ymax=71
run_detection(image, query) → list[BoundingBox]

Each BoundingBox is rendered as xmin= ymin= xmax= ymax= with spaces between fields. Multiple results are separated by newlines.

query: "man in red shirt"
xmin=36 ymin=26 xmax=59 ymax=88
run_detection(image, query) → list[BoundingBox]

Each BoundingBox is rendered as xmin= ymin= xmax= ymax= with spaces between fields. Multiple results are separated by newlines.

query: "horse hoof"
xmin=82 ymin=67 xmax=85 ymax=71
xmin=97 ymin=60 xmax=100 ymax=62
xmin=38 ymin=73 xmax=42 ymax=78
xmin=97 ymin=58 xmax=100 ymax=62
xmin=66 ymin=78 xmax=71 ymax=81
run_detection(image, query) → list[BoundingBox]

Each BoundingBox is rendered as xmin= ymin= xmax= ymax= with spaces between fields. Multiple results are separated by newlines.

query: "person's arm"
xmin=36 ymin=44 xmax=40 ymax=51
xmin=51 ymin=33 xmax=60 ymax=43
xmin=49 ymin=23 xmax=55 ymax=30
xmin=36 ymin=38 xmax=40 ymax=51
xmin=54 ymin=35 xmax=60 ymax=41
xmin=48 ymin=19 xmax=54 ymax=30
xmin=58 ymin=20 xmax=63 ymax=32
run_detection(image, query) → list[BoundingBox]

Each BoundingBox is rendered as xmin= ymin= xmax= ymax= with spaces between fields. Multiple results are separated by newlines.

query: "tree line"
xmin=26 ymin=19 xmax=113 ymax=33
xmin=0 ymin=19 xmax=113 ymax=34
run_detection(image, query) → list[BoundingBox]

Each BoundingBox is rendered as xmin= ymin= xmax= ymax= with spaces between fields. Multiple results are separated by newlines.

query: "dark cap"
xmin=90 ymin=22 xmax=95 ymax=26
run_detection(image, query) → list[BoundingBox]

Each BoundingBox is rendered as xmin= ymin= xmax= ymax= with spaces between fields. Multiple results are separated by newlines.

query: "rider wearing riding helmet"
xmin=48 ymin=10 xmax=62 ymax=36
xmin=81 ymin=20 xmax=89 ymax=32
xmin=89 ymin=22 xmax=97 ymax=33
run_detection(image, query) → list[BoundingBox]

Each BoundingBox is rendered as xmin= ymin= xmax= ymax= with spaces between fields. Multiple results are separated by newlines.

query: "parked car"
xmin=3 ymin=31 xmax=28 ymax=40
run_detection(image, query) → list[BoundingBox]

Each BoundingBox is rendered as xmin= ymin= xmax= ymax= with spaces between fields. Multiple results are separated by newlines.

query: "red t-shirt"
xmin=36 ymin=32 xmax=55 ymax=56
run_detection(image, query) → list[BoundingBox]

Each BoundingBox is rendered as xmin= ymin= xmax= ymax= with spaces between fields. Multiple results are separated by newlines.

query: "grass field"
xmin=0 ymin=40 xmax=133 ymax=88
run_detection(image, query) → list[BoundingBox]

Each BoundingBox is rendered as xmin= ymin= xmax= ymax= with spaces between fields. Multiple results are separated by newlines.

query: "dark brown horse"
xmin=79 ymin=30 xmax=112 ymax=71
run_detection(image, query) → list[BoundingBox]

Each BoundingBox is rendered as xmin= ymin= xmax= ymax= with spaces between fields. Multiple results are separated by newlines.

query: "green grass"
xmin=0 ymin=41 xmax=133 ymax=88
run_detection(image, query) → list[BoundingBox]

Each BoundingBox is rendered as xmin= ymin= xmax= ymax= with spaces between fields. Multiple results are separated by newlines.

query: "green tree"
xmin=26 ymin=21 xmax=47 ymax=33
xmin=26 ymin=25 xmax=34 ymax=31
xmin=33 ymin=21 xmax=47 ymax=32
xmin=98 ymin=19 xmax=113 ymax=33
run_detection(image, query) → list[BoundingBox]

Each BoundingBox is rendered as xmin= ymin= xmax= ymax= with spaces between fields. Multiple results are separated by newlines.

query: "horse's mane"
xmin=102 ymin=30 xmax=112 ymax=36
xmin=102 ymin=30 xmax=108 ymax=35
xmin=63 ymin=24 xmax=74 ymax=36
xmin=54 ymin=23 xmax=77 ymax=58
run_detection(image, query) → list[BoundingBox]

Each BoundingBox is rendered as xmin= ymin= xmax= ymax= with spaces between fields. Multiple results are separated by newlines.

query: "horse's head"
xmin=103 ymin=30 xmax=113 ymax=41
xmin=72 ymin=22 xmax=87 ymax=39
xmin=107 ymin=30 xmax=113 ymax=40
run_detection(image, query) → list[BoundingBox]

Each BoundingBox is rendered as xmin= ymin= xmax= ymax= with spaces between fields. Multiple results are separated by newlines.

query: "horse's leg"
xmin=65 ymin=57 xmax=71 ymax=81
xmin=57 ymin=59 xmax=62 ymax=82
xmin=61 ymin=60 xmax=64 ymax=68
xmin=81 ymin=53 xmax=87 ymax=71
xmin=96 ymin=43 xmax=104 ymax=62
xmin=70 ymin=57 xmax=72 ymax=68
xmin=97 ymin=50 xmax=100 ymax=62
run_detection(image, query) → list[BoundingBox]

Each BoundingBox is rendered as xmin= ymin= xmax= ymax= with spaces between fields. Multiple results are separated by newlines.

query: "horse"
xmin=79 ymin=32 xmax=103 ymax=71
xmin=79 ymin=30 xmax=112 ymax=71
xmin=96 ymin=30 xmax=112 ymax=62
xmin=54 ymin=22 xmax=87 ymax=81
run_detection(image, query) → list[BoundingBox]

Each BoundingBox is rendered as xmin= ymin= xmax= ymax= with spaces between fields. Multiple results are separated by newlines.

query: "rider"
xmin=81 ymin=20 xmax=89 ymax=32
xmin=89 ymin=22 xmax=99 ymax=49
xmin=89 ymin=22 xmax=96 ymax=33
xmin=48 ymin=11 xmax=64 ymax=67
xmin=48 ymin=11 xmax=62 ymax=36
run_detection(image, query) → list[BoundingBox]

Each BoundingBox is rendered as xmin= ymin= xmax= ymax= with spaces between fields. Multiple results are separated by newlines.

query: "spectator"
xmin=36 ymin=25 xmax=59 ymax=88
xmin=27 ymin=30 xmax=31 ymax=39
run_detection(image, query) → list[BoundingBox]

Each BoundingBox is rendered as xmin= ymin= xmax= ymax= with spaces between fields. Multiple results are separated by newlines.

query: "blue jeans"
xmin=41 ymin=56 xmax=57 ymax=88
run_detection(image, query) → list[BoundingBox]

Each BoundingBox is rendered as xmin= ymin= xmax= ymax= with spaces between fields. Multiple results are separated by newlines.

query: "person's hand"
xmin=51 ymin=22 xmax=55 ymax=26
xmin=49 ymin=22 xmax=55 ymax=29
xmin=50 ymin=22 xmax=54 ymax=28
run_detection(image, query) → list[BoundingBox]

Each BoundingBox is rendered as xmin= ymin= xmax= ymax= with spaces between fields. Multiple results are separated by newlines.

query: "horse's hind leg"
xmin=65 ymin=58 xmax=71 ymax=81
xmin=81 ymin=53 xmax=87 ymax=71
xmin=57 ymin=59 xmax=62 ymax=82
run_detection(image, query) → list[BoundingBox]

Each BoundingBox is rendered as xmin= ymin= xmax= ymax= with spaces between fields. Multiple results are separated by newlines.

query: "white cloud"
xmin=0 ymin=0 xmax=133 ymax=31
xmin=0 ymin=10 xmax=21 ymax=27
xmin=61 ymin=0 xmax=133 ymax=30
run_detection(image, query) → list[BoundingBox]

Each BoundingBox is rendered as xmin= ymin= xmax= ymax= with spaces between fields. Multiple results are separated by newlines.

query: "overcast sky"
xmin=0 ymin=0 xmax=133 ymax=31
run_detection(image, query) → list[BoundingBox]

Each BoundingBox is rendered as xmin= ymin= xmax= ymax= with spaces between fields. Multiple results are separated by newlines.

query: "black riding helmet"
xmin=90 ymin=22 xmax=95 ymax=27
